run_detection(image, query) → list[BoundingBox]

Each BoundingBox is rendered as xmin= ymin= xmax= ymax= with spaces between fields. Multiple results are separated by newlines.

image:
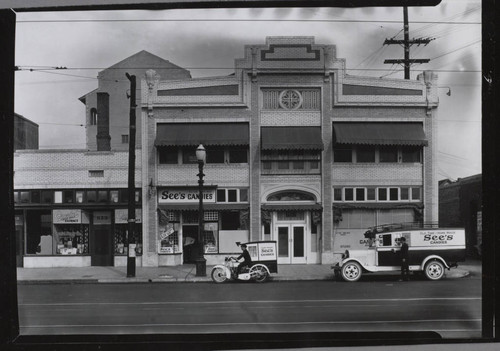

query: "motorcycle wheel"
xmin=249 ymin=264 xmax=269 ymax=283
xmin=211 ymin=267 xmax=228 ymax=283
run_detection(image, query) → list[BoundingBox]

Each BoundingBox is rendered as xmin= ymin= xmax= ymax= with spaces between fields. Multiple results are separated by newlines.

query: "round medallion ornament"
xmin=279 ymin=90 xmax=303 ymax=110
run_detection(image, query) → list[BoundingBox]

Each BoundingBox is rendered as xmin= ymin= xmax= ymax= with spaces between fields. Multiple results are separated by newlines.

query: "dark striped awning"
xmin=261 ymin=127 xmax=323 ymax=150
xmin=155 ymin=123 xmax=249 ymax=147
xmin=333 ymin=123 xmax=428 ymax=146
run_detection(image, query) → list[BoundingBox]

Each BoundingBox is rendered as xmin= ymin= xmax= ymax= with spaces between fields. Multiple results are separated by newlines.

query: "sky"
xmin=13 ymin=0 xmax=482 ymax=181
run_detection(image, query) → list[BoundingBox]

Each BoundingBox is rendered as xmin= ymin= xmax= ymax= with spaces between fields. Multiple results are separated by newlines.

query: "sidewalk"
xmin=16 ymin=259 xmax=481 ymax=284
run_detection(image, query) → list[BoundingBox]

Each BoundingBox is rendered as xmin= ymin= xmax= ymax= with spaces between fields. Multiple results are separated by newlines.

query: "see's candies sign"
xmin=405 ymin=229 xmax=465 ymax=247
xmin=158 ymin=189 xmax=216 ymax=204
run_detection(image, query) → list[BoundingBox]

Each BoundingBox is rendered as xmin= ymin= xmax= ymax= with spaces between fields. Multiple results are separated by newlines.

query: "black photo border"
xmin=1 ymin=0 xmax=497 ymax=350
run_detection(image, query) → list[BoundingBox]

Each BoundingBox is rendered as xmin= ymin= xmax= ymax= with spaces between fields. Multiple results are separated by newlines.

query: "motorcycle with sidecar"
xmin=210 ymin=241 xmax=277 ymax=283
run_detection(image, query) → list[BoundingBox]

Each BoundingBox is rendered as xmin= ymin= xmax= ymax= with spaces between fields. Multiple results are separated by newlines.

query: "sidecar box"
xmin=241 ymin=240 xmax=278 ymax=274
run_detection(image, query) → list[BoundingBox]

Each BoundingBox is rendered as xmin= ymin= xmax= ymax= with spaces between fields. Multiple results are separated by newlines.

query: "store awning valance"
xmin=261 ymin=127 xmax=323 ymax=150
xmin=155 ymin=123 xmax=249 ymax=147
xmin=159 ymin=203 xmax=249 ymax=211
xmin=333 ymin=123 xmax=428 ymax=146
xmin=261 ymin=204 xmax=323 ymax=211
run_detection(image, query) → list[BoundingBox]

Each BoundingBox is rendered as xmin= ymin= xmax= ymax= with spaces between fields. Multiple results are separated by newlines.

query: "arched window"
xmin=267 ymin=191 xmax=315 ymax=202
xmin=90 ymin=108 xmax=98 ymax=126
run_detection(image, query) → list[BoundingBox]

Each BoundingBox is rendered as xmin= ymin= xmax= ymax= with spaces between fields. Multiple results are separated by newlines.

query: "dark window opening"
xmin=356 ymin=146 xmax=375 ymax=163
xmin=159 ymin=147 xmax=178 ymax=164
xmin=221 ymin=211 xmax=241 ymax=230
xmin=229 ymin=148 xmax=248 ymax=163
xmin=379 ymin=146 xmax=398 ymax=163
xmin=333 ymin=147 xmax=352 ymax=162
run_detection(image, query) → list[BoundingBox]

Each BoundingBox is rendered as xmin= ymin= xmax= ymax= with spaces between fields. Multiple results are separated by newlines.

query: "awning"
xmin=333 ymin=123 xmax=428 ymax=146
xmin=261 ymin=127 xmax=323 ymax=150
xmin=159 ymin=203 xmax=249 ymax=211
xmin=261 ymin=204 xmax=323 ymax=211
xmin=155 ymin=123 xmax=249 ymax=147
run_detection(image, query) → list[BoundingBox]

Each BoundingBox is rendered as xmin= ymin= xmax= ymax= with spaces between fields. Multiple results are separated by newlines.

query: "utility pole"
xmin=384 ymin=6 xmax=433 ymax=79
xmin=125 ymin=73 xmax=137 ymax=278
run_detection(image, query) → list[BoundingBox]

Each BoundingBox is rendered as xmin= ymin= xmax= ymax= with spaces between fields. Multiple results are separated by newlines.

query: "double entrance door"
xmin=277 ymin=224 xmax=306 ymax=264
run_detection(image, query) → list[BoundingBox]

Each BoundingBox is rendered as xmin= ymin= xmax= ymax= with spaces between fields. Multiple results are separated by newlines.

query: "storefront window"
xmin=221 ymin=211 xmax=241 ymax=230
xmin=26 ymin=210 xmax=52 ymax=255
xmin=203 ymin=222 xmax=218 ymax=253
xmin=158 ymin=209 xmax=181 ymax=254
xmin=114 ymin=224 xmax=142 ymax=255
xmin=13 ymin=191 xmax=19 ymax=204
xmin=228 ymin=189 xmax=237 ymax=202
xmin=54 ymin=224 xmax=89 ymax=255
xmin=53 ymin=209 xmax=89 ymax=255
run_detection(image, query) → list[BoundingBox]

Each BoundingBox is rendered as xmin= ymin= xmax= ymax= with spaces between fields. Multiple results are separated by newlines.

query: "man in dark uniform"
xmin=400 ymin=236 xmax=410 ymax=281
xmin=236 ymin=244 xmax=252 ymax=275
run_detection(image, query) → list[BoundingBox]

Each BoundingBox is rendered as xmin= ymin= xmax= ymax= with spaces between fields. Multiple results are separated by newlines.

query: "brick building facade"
xmin=14 ymin=36 xmax=439 ymax=268
xmin=141 ymin=36 xmax=439 ymax=267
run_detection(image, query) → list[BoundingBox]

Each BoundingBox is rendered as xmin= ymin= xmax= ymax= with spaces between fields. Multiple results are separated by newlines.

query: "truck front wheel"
xmin=424 ymin=260 xmax=445 ymax=280
xmin=341 ymin=261 xmax=362 ymax=282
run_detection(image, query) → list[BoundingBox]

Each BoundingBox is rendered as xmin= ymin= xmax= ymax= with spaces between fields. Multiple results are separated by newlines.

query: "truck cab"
xmin=332 ymin=223 xmax=466 ymax=282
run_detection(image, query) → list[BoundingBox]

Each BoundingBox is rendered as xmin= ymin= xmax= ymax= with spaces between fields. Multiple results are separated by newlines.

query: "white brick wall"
xmin=157 ymin=164 xmax=249 ymax=186
xmin=14 ymin=150 xmax=142 ymax=189
xmin=332 ymin=164 xmax=423 ymax=186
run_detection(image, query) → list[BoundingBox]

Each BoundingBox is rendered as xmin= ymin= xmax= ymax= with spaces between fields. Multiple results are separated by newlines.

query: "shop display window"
xmin=203 ymin=222 xmax=218 ymax=253
xmin=158 ymin=210 xmax=181 ymax=254
xmin=54 ymin=224 xmax=89 ymax=255
xmin=114 ymin=224 xmax=142 ymax=255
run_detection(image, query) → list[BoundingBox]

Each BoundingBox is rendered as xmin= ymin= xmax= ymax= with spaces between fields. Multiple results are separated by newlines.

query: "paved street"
xmin=18 ymin=276 xmax=481 ymax=339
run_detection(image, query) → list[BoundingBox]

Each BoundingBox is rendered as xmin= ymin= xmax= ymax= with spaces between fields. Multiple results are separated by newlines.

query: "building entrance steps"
xmin=16 ymin=260 xmax=481 ymax=284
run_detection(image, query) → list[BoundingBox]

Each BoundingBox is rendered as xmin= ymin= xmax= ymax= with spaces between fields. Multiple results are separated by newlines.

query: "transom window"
xmin=267 ymin=191 xmax=315 ymax=202
xmin=333 ymin=187 xmax=422 ymax=202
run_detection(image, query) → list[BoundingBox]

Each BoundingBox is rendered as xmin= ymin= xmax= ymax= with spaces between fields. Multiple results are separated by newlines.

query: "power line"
xmin=16 ymin=18 xmax=482 ymax=25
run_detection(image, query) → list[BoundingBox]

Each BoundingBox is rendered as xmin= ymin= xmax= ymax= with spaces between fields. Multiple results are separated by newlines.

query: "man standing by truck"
xmin=400 ymin=237 xmax=410 ymax=281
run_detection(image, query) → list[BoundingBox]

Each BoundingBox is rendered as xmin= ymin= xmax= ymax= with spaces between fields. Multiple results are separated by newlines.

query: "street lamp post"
xmin=195 ymin=144 xmax=207 ymax=277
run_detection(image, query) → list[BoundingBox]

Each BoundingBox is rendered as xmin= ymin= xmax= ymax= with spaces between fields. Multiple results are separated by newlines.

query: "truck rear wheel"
xmin=341 ymin=261 xmax=362 ymax=282
xmin=424 ymin=260 xmax=445 ymax=280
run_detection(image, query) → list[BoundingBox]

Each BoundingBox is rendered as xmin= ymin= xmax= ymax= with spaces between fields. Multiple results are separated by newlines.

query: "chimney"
xmin=96 ymin=92 xmax=111 ymax=151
